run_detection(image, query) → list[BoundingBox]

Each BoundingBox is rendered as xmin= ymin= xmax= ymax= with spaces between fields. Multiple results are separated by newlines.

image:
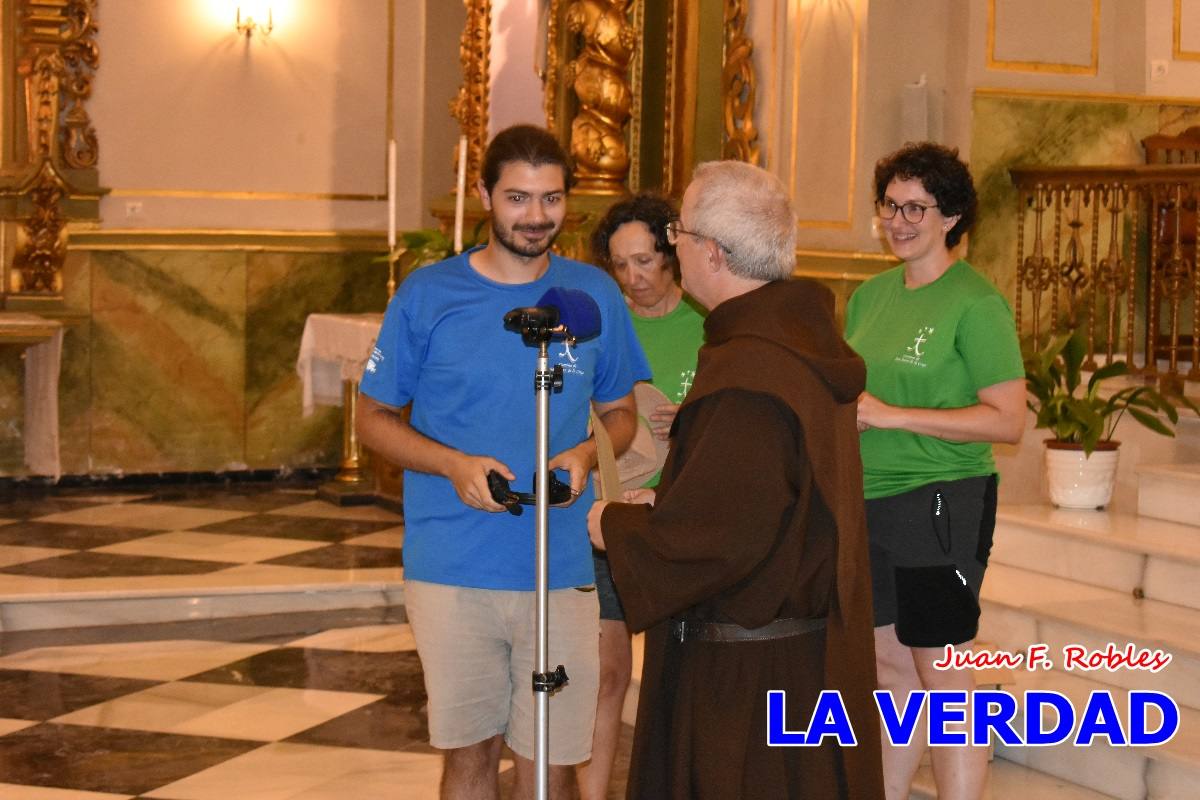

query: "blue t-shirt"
xmin=360 ymin=248 xmax=651 ymax=590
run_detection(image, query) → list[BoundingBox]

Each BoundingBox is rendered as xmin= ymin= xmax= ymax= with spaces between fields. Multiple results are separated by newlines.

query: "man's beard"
xmin=491 ymin=218 xmax=561 ymax=259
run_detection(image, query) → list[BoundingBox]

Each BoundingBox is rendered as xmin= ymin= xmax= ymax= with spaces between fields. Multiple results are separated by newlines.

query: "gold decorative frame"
xmin=450 ymin=0 xmax=491 ymax=193
xmin=1175 ymin=0 xmax=1200 ymax=62
xmin=721 ymin=0 xmax=759 ymax=164
xmin=2 ymin=0 xmax=101 ymax=306
xmin=986 ymin=0 xmax=1100 ymax=75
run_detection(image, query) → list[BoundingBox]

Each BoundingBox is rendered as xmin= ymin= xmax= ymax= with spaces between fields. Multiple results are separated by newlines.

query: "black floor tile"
xmin=262 ymin=543 xmax=403 ymax=570
xmin=0 ymin=722 xmax=261 ymax=795
xmin=0 ymin=521 xmax=159 ymax=549
xmin=286 ymin=694 xmax=429 ymax=752
xmin=0 ymin=551 xmax=233 ymax=579
xmin=192 ymin=513 xmax=397 ymax=542
xmin=0 ymin=497 xmax=104 ymax=520
xmin=183 ymin=648 xmax=426 ymax=701
xmin=137 ymin=489 xmax=316 ymax=513
xmin=0 ymin=669 xmax=160 ymax=720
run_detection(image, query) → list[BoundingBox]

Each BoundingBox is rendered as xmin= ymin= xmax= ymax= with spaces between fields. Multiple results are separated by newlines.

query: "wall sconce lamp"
xmin=236 ymin=6 xmax=273 ymax=39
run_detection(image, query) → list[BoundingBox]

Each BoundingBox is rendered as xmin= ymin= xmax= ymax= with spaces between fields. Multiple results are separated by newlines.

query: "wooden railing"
xmin=1010 ymin=165 xmax=1199 ymax=388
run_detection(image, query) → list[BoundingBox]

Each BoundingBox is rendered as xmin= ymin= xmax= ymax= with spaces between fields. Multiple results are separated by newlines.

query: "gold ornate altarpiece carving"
xmin=1 ymin=0 xmax=102 ymax=309
xmin=453 ymin=0 xmax=758 ymax=203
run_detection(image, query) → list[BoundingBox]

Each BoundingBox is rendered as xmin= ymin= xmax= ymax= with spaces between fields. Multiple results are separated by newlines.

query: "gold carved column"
xmin=449 ymin=0 xmax=490 ymax=192
xmin=3 ymin=0 xmax=101 ymax=308
xmin=562 ymin=1 xmax=638 ymax=195
xmin=721 ymin=0 xmax=759 ymax=164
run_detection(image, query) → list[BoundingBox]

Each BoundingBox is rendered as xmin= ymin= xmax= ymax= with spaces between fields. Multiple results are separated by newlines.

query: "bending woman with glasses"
xmin=843 ymin=142 xmax=1025 ymax=800
xmin=578 ymin=193 xmax=706 ymax=800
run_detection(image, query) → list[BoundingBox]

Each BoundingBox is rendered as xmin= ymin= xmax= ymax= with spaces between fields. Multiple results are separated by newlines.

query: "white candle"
xmin=387 ymin=139 xmax=397 ymax=249
xmin=454 ymin=134 xmax=468 ymax=254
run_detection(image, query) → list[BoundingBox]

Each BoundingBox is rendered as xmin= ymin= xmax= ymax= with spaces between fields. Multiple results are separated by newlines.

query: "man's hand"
xmin=549 ymin=440 xmax=597 ymax=505
xmin=587 ymin=500 xmax=609 ymax=550
xmin=446 ymin=453 xmax=514 ymax=512
xmin=648 ymin=402 xmax=680 ymax=440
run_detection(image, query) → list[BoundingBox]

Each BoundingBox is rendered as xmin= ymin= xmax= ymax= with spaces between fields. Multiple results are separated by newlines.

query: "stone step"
xmin=993 ymin=505 xmax=1200 ymax=611
xmin=909 ymin=756 xmax=1121 ymax=800
xmin=1136 ymin=463 xmax=1200 ymax=527
xmin=989 ymin=669 xmax=1200 ymax=800
xmin=978 ymin=563 xmax=1200 ymax=711
xmin=0 ymin=575 xmax=405 ymax=632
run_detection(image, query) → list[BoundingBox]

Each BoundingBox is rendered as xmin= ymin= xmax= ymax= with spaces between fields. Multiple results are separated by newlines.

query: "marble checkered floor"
xmin=0 ymin=607 xmax=634 ymax=799
xmin=0 ymin=485 xmax=632 ymax=799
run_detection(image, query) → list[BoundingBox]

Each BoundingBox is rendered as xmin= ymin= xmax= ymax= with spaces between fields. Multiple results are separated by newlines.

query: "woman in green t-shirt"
xmin=844 ymin=143 xmax=1026 ymax=800
xmin=577 ymin=193 xmax=705 ymax=800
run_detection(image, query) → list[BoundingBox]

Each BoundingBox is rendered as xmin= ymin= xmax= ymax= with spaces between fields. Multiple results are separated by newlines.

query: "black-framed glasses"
xmin=876 ymin=198 xmax=939 ymax=224
xmin=665 ymin=220 xmax=732 ymax=254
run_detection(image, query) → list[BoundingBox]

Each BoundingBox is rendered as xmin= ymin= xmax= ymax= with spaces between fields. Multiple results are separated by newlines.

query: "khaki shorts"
xmin=403 ymin=580 xmax=600 ymax=764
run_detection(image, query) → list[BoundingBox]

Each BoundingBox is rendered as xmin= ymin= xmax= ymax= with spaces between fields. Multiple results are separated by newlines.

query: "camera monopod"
xmin=502 ymin=287 xmax=601 ymax=800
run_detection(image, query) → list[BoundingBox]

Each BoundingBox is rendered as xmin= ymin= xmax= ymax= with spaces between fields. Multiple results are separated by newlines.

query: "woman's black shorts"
xmin=866 ymin=474 xmax=998 ymax=648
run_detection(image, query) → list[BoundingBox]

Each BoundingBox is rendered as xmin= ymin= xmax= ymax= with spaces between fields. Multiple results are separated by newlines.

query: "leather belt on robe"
xmin=670 ymin=616 xmax=826 ymax=643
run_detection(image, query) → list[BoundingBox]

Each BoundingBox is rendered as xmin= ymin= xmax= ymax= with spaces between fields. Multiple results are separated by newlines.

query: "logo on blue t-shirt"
xmin=556 ymin=340 xmax=586 ymax=377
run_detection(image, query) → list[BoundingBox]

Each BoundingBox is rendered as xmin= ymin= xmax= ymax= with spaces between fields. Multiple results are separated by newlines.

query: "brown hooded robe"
xmin=602 ymin=279 xmax=884 ymax=799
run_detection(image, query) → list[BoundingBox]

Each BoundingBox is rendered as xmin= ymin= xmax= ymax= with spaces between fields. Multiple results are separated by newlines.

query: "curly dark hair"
xmin=481 ymin=125 xmax=574 ymax=194
xmin=589 ymin=193 xmax=679 ymax=280
xmin=874 ymin=142 xmax=977 ymax=249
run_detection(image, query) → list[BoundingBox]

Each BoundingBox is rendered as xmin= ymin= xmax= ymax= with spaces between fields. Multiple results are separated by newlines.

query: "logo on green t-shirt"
xmin=896 ymin=325 xmax=936 ymax=367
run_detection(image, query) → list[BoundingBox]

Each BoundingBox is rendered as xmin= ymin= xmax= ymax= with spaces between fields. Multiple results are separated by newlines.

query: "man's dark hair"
xmin=874 ymin=142 xmax=977 ymax=248
xmin=481 ymin=125 xmax=573 ymax=194
xmin=589 ymin=193 xmax=679 ymax=280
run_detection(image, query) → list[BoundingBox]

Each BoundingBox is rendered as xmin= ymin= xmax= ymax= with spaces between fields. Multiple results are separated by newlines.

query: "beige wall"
xmin=748 ymin=0 xmax=1197 ymax=257
xmin=89 ymin=0 xmax=448 ymax=234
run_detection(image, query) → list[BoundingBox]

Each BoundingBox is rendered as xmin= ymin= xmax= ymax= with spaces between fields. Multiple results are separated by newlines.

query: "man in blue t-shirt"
xmin=358 ymin=124 xmax=649 ymax=799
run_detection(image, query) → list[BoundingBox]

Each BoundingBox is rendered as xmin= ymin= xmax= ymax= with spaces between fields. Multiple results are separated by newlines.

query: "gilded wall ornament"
xmin=449 ymin=0 xmax=490 ymax=192
xmin=721 ymin=0 xmax=759 ymax=164
xmin=7 ymin=0 xmax=100 ymax=302
xmin=564 ymin=0 xmax=637 ymax=194
xmin=11 ymin=164 xmax=67 ymax=294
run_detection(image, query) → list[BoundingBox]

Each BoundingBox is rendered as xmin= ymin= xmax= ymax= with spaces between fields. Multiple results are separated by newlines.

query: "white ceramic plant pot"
xmin=1044 ymin=441 xmax=1120 ymax=509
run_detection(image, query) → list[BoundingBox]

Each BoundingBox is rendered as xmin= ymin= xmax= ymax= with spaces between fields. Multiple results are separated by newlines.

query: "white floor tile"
xmin=0 ymin=640 xmax=275 ymax=681
xmin=92 ymin=531 xmax=324 ymax=564
xmin=0 ymin=545 xmax=74 ymax=568
xmin=55 ymin=682 xmax=382 ymax=742
xmin=0 ymin=784 xmax=136 ymax=800
xmin=0 ymin=718 xmax=37 ymax=735
xmin=145 ymin=742 xmax=439 ymax=800
xmin=286 ymin=623 xmax=416 ymax=652
xmin=341 ymin=527 xmax=404 ymax=549
xmin=33 ymin=504 xmax=253 ymax=531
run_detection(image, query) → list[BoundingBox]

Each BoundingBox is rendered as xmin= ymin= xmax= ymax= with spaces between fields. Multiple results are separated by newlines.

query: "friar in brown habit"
xmin=587 ymin=161 xmax=884 ymax=800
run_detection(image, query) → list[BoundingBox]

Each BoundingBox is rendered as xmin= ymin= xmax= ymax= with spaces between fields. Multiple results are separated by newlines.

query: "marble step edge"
xmin=994 ymin=660 xmax=1200 ymax=772
xmin=909 ymin=758 xmax=1121 ymax=800
xmin=0 ymin=582 xmax=406 ymax=633
xmin=1135 ymin=462 xmax=1200 ymax=483
xmin=996 ymin=505 xmax=1200 ymax=566
xmin=0 ymin=576 xmax=405 ymax=604
xmin=980 ymin=563 xmax=1200 ymax=662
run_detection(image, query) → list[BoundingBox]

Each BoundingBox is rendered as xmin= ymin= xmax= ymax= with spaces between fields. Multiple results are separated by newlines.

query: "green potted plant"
xmin=1023 ymin=327 xmax=1198 ymax=508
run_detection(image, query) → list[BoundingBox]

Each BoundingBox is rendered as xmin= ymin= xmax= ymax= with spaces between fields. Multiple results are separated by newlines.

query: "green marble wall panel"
xmin=0 ymin=349 xmax=21 ymax=474
xmin=968 ymin=95 xmax=1163 ymax=301
xmin=244 ymin=251 xmax=387 ymax=469
xmin=59 ymin=250 xmax=93 ymax=476
xmin=89 ymin=250 xmax=247 ymax=473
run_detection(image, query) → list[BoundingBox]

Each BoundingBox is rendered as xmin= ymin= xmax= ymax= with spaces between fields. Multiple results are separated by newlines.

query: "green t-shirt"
xmin=631 ymin=295 xmax=707 ymax=404
xmin=844 ymin=260 xmax=1024 ymax=499
xmin=630 ymin=295 xmax=706 ymax=487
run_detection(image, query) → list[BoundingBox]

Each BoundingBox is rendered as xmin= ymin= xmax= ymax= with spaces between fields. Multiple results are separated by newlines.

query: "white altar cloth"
xmin=296 ymin=313 xmax=383 ymax=417
xmin=0 ymin=312 xmax=64 ymax=478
